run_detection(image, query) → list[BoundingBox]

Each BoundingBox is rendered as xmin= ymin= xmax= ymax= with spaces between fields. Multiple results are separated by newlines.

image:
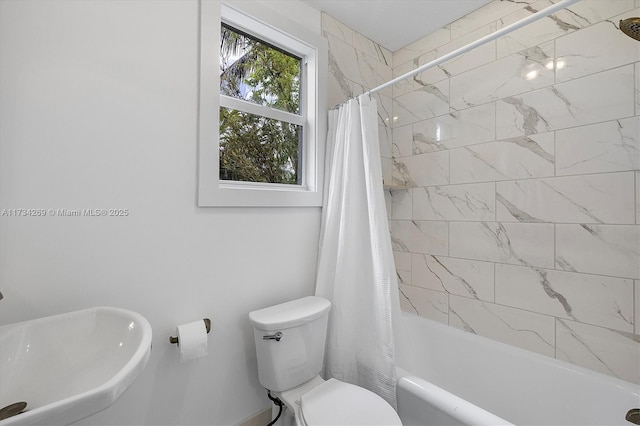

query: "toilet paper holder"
xmin=169 ymin=318 xmax=211 ymax=345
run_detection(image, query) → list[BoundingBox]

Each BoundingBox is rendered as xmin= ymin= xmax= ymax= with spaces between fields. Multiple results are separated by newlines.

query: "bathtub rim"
xmin=395 ymin=371 xmax=515 ymax=426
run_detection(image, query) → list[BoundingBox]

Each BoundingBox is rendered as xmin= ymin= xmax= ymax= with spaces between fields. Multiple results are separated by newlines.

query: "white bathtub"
xmin=395 ymin=313 xmax=640 ymax=426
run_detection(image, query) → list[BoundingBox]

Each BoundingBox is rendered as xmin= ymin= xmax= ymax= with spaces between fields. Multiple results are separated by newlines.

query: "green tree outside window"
xmin=219 ymin=24 xmax=302 ymax=184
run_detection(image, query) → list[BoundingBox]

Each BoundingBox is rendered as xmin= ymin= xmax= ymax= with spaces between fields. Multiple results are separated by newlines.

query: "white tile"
xmin=327 ymin=62 xmax=352 ymax=108
xmin=412 ymin=183 xmax=495 ymax=222
xmin=390 ymin=189 xmax=412 ymax=220
xmin=450 ymin=0 xmax=535 ymax=41
xmin=412 ymin=254 xmax=494 ymax=301
xmin=556 ymin=117 xmax=639 ymax=176
xmin=354 ymin=49 xmax=385 ymax=91
xmin=392 ymin=60 xmax=415 ymax=98
xmin=390 ymin=220 xmax=448 ymax=255
xmin=450 ymin=133 xmax=555 ymax=184
xmin=556 ymin=319 xmax=640 ymax=384
xmin=635 ymin=62 xmax=640 ymax=115
xmin=556 ymin=12 xmax=640 ymax=83
xmin=449 ymin=295 xmax=556 ymax=357
xmin=326 ymin=33 xmax=361 ymax=86
xmin=378 ymin=124 xmax=391 ymax=159
xmin=449 ymin=222 xmax=555 ymax=268
xmin=450 ymin=42 xmax=555 ymax=110
xmin=380 ymin=46 xmax=392 ymax=69
xmin=353 ymin=32 xmax=386 ymax=65
xmin=571 ymin=0 xmax=636 ymax=22
xmin=376 ymin=60 xmax=393 ymax=98
xmin=397 ymin=269 xmax=411 ymax=286
xmin=384 ymin=188 xmax=392 ymax=217
xmin=635 ymin=280 xmax=639 ymax=334
xmin=496 ymin=66 xmax=635 ymax=138
xmin=496 ymin=0 xmax=578 ymax=58
xmin=556 ymin=224 xmax=640 ymax=279
xmin=496 ymin=0 xmax=636 ymax=59
xmin=496 ymin=264 xmax=635 ymax=332
xmin=349 ymin=81 xmax=367 ymax=98
xmin=394 ymin=151 xmax=449 ymax=188
xmin=413 ymin=23 xmax=497 ymax=85
xmin=381 ymin=157 xmax=393 ymax=188
xmin=409 ymin=50 xmax=447 ymax=87
xmin=322 ymin=13 xmax=353 ymax=45
xmin=393 ymin=27 xmax=451 ymax=68
xmin=496 ymin=172 xmax=637 ymax=224
xmin=393 ymin=81 xmax=450 ymax=127
xmin=327 ymin=31 xmax=388 ymax=92
xmin=412 ymin=103 xmax=495 ymax=153
xmin=399 ymin=284 xmax=449 ymax=324
xmin=392 ymin=124 xmax=413 ymax=158
xmin=391 ymin=157 xmax=412 ymax=188
xmin=394 ymin=251 xmax=412 ymax=285
xmin=637 ymin=172 xmax=640 ymax=224
xmin=375 ymin=93 xmax=393 ymax=129
xmin=394 ymin=250 xmax=411 ymax=271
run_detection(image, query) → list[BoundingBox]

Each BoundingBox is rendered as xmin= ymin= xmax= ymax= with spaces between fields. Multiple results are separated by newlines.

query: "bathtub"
xmin=395 ymin=313 xmax=640 ymax=426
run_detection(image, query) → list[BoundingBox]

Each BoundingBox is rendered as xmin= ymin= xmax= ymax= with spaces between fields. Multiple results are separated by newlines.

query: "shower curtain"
xmin=315 ymin=94 xmax=399 ymax=407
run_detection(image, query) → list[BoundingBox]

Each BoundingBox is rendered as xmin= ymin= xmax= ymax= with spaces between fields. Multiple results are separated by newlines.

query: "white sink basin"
xmin=0 ymin=307 xmax=152 ymax=425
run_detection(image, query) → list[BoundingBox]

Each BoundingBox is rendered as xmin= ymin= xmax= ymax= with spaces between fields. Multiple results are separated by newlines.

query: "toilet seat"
xmin=298 ymin=378 xmax=402 ymax=426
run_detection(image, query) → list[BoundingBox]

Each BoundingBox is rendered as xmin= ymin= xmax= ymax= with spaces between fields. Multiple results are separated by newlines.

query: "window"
xmin=219 ymin=23 xmax=303 ymax=185
xmin=198 ymin=2 xmax=327 ymax=207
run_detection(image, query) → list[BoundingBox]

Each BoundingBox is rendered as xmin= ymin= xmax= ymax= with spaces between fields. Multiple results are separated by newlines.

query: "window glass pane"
xmin=220 ymin=24 xmax=301 ymax=115
xmin=219 ymin=107 xmax=302 ymax=185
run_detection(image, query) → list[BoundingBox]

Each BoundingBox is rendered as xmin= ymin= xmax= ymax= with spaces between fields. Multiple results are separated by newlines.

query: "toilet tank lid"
xmin=249 ymin=296 xmax=331 ymax=331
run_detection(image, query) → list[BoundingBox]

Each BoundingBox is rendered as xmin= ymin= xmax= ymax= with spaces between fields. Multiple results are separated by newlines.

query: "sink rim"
xmin=0 ymin=306 xmax=152 ymax=426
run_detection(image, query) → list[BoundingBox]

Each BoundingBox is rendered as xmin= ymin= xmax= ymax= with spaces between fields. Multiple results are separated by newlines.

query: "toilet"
xmin=249 ymin=296 xmax=402 ymax=426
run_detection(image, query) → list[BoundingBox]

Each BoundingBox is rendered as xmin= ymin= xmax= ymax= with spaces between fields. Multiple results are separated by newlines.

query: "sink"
xmin=0 ymin=307 xmax=152 ymax=425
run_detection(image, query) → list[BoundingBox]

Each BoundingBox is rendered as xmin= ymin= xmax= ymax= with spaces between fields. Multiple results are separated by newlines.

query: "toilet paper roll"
xmin=177 ymin=320 xmax=208 ymax=362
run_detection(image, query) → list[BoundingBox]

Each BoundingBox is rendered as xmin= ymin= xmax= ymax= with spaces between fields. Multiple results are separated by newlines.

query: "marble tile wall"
xmin=323 ymin=0 xmax=640 ymax=385
xmin=389 ymin=0 xmax=640 ymax=384
xmin=322 ymin=13 xmax=395 ymax=186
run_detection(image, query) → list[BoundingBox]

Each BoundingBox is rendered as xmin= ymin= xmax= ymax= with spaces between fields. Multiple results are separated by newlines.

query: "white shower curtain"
xmin=315 ymin=94 xmax=399 ymax=407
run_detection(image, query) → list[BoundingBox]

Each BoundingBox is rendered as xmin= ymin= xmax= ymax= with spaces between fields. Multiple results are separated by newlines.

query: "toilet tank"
xmin=249 ymin=296 xmax=331 ymax=392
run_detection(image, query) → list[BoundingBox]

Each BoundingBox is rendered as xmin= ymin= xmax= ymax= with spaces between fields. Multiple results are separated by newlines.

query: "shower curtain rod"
xmin=365 ymin=0 xmax=580 ymax=97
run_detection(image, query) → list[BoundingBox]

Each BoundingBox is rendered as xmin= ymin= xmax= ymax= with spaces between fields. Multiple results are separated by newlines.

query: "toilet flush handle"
xmin=263 ymin=332 xmax=283 ymax=342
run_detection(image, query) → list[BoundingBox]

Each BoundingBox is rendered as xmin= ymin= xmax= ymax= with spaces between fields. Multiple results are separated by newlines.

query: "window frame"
xmin=198 ymin=1 xmax=327 ymax=207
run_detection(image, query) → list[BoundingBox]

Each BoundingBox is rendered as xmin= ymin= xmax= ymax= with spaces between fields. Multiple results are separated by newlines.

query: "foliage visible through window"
xmin=219 ymin=24 xmax=303 ymax=185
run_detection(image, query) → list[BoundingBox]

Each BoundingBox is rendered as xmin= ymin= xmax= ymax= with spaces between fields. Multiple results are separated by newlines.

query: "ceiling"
xmin=301 ymin=0 xmax=491 ymax=52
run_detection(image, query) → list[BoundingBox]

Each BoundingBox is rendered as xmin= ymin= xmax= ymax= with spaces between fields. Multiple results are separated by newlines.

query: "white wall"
xmin=0 ymin=1 xmax=322 ymax=424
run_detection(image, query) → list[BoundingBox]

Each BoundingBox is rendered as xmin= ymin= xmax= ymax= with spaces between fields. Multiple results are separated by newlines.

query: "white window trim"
xmin=198 ymin=1 xmax=327 ymax=207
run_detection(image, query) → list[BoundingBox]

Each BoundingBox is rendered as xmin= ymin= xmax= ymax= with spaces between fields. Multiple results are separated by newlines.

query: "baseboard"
xmin=235 ymin=408 xmax=272 ymax=426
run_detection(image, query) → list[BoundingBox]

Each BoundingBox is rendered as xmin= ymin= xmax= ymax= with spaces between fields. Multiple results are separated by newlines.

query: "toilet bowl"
xmin=249 ymin=296 xmax=401 ymax=426
xmin=285 ymin=377 xmax=400 ymax=426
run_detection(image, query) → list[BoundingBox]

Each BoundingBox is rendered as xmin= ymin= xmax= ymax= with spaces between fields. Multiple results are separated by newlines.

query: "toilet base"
xmin=269 ymin=375 xmax=325 ymax=426
xmin=266 ymin=375 xmax=401 ymax=426
xmin=270 ymin=403 xmax=294 ymax=426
